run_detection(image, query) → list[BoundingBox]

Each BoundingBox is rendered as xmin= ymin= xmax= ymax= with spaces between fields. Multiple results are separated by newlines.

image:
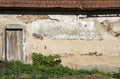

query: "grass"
xmin=0 ymin=53 xmax=119 ymax=79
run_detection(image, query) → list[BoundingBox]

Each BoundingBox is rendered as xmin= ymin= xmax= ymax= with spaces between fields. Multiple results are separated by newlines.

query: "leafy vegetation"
xmin=0 ymin=53 xmax=119 ymax=79
xmin=113 ymin=70 xmax=120 ymax=79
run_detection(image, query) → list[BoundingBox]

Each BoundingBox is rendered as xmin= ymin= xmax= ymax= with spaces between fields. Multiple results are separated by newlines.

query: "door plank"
xmin=5 ymin=29 xmax=23 ymax=61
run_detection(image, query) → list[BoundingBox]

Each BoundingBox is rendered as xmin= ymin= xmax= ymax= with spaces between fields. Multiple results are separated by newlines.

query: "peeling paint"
xmin=17 ymin=15 xmax=50 ymax=23
xmin=29 ymin=15 xmax=120 ymax=40
xmin=0 ymin=14 xmax=120 ymax=64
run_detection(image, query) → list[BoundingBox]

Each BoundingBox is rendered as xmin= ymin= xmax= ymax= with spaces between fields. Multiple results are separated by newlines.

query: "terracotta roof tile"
xmin=0 ymin=0 xmax=120 ymax=10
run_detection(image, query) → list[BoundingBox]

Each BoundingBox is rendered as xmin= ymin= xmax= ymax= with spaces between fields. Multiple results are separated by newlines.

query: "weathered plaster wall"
xmin=0 ymin=15 xmax=26 ymax=60
xmin=0 ymin=14 xmax=120 ymax=64
xmin=28 ymin=15 xmax=120 ymax=40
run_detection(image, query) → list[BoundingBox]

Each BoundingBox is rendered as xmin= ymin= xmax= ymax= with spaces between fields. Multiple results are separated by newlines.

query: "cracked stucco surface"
xmin=0 ymin=14 xmax=120 ymax=70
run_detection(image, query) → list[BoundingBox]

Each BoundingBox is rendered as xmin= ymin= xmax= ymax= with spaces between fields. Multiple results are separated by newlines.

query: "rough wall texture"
xmin=16 ymin=14 xmax=120 ymax=40
xmin=0 ymin=14 xmax=120 ymax=70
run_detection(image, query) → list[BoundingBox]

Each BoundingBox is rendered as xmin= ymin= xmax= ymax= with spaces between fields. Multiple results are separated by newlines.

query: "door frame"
xmin=2 ymin=24 xmax=26 ymax=63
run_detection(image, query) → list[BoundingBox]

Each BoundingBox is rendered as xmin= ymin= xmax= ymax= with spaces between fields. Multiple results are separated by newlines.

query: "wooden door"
xmin=5 ymin=29 xmax=23 ymax=61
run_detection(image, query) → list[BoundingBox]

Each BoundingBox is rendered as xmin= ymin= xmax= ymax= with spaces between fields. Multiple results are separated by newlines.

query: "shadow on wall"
xmin=1 ymin=8 xmax=120 ymax=40
xmin=0 ymin=8 xmax=120 ymax=16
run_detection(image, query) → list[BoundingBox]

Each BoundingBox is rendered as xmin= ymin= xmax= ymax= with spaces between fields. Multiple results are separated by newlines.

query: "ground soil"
xmin=0 ymin=61 xmax=10 ymax=70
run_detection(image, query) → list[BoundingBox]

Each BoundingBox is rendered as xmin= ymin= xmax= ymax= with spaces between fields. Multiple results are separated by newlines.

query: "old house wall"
xmin=0 ymin=13 xmax=120 ymax=64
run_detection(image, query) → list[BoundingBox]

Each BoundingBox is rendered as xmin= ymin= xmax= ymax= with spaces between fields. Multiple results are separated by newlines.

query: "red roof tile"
xmin=0 ymin=0 xmax=120 ymax=10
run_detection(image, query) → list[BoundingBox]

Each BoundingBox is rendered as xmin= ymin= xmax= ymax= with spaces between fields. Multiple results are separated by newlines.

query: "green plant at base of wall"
xmin=0 ymin=53 xmax=119 ymax=79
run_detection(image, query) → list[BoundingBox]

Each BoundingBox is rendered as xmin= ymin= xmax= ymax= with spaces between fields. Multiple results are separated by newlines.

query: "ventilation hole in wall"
xmin=84 ymin=25 xmax=87 ymax=27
